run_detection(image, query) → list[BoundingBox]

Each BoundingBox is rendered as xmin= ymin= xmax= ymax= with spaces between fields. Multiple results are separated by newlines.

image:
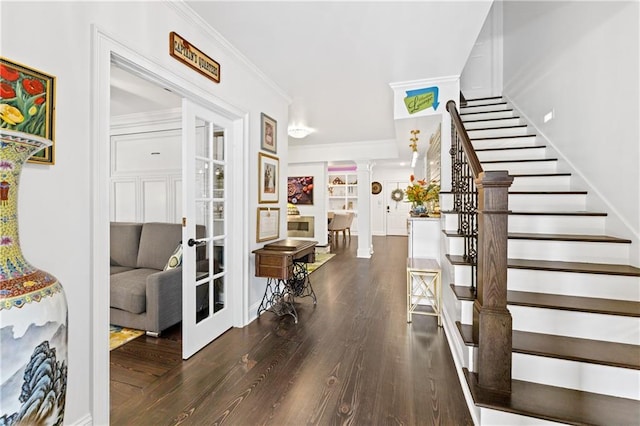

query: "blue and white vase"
xmin=0 ymin=130 xmax=67 ymax=426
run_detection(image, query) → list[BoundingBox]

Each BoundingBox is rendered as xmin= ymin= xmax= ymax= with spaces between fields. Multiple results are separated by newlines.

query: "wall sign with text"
xmin=404 ymin=86 xmax=440 ymax=114
xmin=169 ymin=32 xmax=220 ymax=83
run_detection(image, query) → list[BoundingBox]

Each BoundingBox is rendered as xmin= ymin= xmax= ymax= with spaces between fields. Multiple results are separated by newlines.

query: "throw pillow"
xmin=164 ymin=243 xmax=183 ymax=271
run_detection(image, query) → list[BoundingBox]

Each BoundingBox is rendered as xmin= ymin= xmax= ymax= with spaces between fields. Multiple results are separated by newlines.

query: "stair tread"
xmin=446 ymin=254 xmax=640 ymax=276
xmin=509 ymin=210 xmax=606 ymax=216
xmin=440 ymin=209 xmax=606 ymax=216
xmin=467 ymin=124 xmax=528 ymax=131
xmin=462 ymin=368 xmax=640 ymax=425
xmin=443 ymin=230 xmax=631 ymax=243
xmin=509 ymin=232 xmax=631 ymax=243
xmin=465 ymin=96 xmax=504 ymax=102
xmin=462 ymin=116 xmax=520 ymax=123
xmin=482 ymin=157 xmax=556 ymax=164
xmin=509 ymin=172 xmax=571 ymax=177
xmin=471 ymin=134 xmax=536 ymax=141
xmin=451 ymin=285 xmax=640 ymax=318
xmin=509 ymin=190 xmax=587 ymax=194
xmin=475 ymin=145 xmax=546 ymax=152
xmin=457 ymin=322 xmax=639 ymax=370
xmin=509 ymin=257 xmax=640 ymax=276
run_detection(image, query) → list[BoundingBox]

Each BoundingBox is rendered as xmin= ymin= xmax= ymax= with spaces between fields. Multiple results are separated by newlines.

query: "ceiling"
xmin=111 ymin=1 xmax=492 ymax=167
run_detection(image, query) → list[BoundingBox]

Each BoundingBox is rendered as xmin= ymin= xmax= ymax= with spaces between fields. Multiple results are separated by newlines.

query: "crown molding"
xmin=166 ymin=0 xmax=292 ymax=104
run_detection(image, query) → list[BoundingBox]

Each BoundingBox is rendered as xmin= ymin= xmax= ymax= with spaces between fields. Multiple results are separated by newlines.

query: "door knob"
xmin=188 ymin=238 xmax=206 ymax=247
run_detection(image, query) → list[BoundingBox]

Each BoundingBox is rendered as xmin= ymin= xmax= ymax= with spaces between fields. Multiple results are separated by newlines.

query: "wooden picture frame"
xmin=256 ymin=207 xmax=280 ymax=242
xmin=260 ymin=113 xmax=277 ymax=153
xmin=258 ymin=152 xmax=279 ymax=203
xmin=0 ymin=57 xmax=56 ymax=164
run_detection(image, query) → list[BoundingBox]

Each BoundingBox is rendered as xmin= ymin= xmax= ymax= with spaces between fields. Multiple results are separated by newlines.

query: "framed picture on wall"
xmin=287 ymin=176 xmax=314 ymax=205
xmin=0 ymin=57 xmax=56 ymax=164
xmin=261 ymin=112 xmax=277 ymax=153
xmin=258 ymin=152 xmax=279 ymax=203
xmin=256 ymin=207 xmax=280 ymax=242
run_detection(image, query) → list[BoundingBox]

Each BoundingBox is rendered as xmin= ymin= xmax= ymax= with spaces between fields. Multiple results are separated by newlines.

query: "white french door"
xmin=385 ymin=180 xmax=411 ymax=236
xmin=181 ymin=99 xmax=234 ymax=359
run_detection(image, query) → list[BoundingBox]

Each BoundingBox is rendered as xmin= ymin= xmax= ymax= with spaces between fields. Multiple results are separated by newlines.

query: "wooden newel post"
xmin=472 ymin=170 xmax=514 ymax=394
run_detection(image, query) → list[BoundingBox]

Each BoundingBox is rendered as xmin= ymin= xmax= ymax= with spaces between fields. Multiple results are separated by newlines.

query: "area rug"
xmin=109 ymin=325 xmax=144 ymax=351
xmin=307 ymin=252 xmax=336 ymax=274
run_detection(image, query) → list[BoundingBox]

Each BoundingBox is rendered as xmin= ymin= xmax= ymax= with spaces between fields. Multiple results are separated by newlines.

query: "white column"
xmin=356 ymin=161 xmax=373 ymax=258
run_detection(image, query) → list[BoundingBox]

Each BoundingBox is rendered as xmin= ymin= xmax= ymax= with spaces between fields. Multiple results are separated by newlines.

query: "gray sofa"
xmin=110 ymin=222 xmax=205 ymax=336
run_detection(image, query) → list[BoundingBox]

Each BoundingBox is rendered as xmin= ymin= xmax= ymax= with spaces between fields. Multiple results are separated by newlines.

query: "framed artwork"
xmin=256 ymin=207 xmax=280 ymax=242
xmin=0 ymin=57 xmax=56 ymax=164
xmin=258 ymin=152 xmax=279 ymax=203
xmin=287 ymin=176 xmax=314 ymax=205
xmin=260 ymin=112 xmax=277 ymax=153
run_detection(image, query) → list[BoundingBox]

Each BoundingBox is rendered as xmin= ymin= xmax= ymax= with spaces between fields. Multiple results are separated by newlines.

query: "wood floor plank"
xmin=110 ymin=236 xmax=473 ymax=425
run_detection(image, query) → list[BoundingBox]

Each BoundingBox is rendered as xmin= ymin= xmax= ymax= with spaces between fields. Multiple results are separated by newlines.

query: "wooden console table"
xmin=252 ymin=239 xmax=318 ymax=323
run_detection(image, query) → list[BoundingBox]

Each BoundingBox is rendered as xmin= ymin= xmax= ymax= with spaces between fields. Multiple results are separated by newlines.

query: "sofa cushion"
xmin=164 ymin=244 xmax=183 ymax=270
xmin=137 ymin=223 xmax=183 ymax=271
xmin=110 ymin=268 xmax=158 ymax=314
xmin=110 ymin=222 xmax=143 ymax=268
xmin=110 ymin=265 xmax=134 ymax=275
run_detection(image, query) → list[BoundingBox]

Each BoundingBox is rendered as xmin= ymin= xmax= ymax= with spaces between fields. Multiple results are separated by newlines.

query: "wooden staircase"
xmin=441 ymin=96 xmax=640 ymax=425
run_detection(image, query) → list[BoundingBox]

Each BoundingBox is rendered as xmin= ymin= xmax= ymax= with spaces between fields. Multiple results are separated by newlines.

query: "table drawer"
xmin=255 ymin=253 xmax=293 ymax=279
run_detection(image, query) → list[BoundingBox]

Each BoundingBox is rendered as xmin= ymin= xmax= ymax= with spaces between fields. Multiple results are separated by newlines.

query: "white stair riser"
xmin=461 ymin=110 xmax=515 ymax=121
xmin=482 ymin=160 xmax=558 ymax=174
xmin=444 ymin=212 xmax=606 ymax=234
xmin=471 ymin=135 xmax=539 ymax=149
xmin=463 ymin=98 xmax=506 ymax=107
xmin=439 ymin=187 xmax=586 ymax=212
xmin=458 ymin=301 xmax=639 ymax=344
xmin=508 ymin=214 xmax=606 ymax=235
xmin=510 ymin=175 xmax=571 ymax=191
xmin=464 ymin=117 xmax=522 ymax=129
xmin=508 ymin=240 xmax=630 ymax=265
xmin=479 ymin=408 xmax=562 ymax=426
xmin=450 ymin=265 xmax=640 ymax=301
xmin=511 ymin=353 xmax=640 ymax=401
xmin=509 ymin=305 xmax=639 ymax=345
xmin=461 ymin=103 xmax=510 ymax=113
xmin=467 ymin=126 xmax=530 ymax=138
xmin=508 ymin=193 xmax=586 ymax=211
xmin=451 ymin=264 xmax=476 ymax=287
xmin=447 ymin=236 xmax=630 ymax=264
xmin=476 ymin=148 xmax=548 ymax=162
xmin=507 ymin=268 xmax=640 ymax=301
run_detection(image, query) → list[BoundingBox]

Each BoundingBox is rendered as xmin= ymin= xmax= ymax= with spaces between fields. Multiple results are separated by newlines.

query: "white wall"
xmin=1 ymin=1 xmax=290 ymax=424
xmin=287 ymin=162 xmax=329 ymax=246
xmin=460 ymin=1 xmax=503 ymax=99
xmin=502 ymin=1 xmax=639 ymax=264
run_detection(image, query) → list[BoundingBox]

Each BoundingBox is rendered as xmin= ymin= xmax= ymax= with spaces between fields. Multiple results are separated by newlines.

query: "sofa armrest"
xmin=146 ymin=267 xmax=182 ymax=333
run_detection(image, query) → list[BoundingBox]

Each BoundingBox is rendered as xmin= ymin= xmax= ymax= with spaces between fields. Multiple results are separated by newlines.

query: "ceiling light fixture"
xmin=409 ymin=129 xmax=420 ymax=168
xmin=288 ymin=126 xmax=314 ymax=139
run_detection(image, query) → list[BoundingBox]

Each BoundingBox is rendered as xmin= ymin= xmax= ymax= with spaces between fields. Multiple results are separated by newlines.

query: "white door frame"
xmin=90 ymin=26 xmax=248 ymax=425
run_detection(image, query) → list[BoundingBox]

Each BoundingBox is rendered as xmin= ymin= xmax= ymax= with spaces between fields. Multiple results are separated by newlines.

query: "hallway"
xmin=110 ymin=236 xmax=472 ymax=425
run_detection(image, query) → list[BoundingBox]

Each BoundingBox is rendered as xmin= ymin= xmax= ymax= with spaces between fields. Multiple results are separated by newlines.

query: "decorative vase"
xmin=0 ymin=130 xmax=67 ymax=426
xmin=410 ymin=202 xmax=427 ymax=217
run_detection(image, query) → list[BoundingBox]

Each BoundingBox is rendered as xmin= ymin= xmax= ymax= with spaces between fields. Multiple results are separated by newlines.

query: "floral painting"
xmin=0 ymin=58 xmax=56 ymax=164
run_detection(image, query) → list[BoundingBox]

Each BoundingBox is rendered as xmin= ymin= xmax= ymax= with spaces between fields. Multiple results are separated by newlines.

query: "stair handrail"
xmin=447 ymin=100 xmax=482 ymax=176
xmin=447 ymin=99 xmax=515 ymax=395
xmin=446 ymin=100 xmax=481 ymax=292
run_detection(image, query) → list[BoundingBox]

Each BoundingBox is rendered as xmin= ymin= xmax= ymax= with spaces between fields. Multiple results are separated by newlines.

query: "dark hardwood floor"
xmin=110 ymin=236 xmax=472 ymax=425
